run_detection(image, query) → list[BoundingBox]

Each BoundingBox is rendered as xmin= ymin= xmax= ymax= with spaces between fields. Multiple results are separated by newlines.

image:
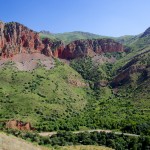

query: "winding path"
xmin=39 ymin=129 xmax=139 ymax=137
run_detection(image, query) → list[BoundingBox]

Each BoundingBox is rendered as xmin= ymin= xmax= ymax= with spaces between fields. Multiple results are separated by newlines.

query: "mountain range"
xmin=0 ymin=20 xmax=150 ymax=139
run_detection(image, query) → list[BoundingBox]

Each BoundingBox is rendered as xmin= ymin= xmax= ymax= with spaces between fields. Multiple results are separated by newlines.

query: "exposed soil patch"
xmin=0 ymin=53 xmax=55 ymax=71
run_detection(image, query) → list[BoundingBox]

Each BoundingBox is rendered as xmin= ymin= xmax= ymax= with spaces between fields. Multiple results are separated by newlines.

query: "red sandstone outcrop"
xmin=0 ymin=21 xmax=44 ymax=58
xmin=0 ymin=21 xmax=64 ymax=58
xmin=0 ymin=21 xmax=124 ymax=60
xmin=6 ymin=120 xmax=34 ymax=131
xmin=61 ymin=39 xmax=124 ymax=59
xmin=41 ymin=38 xmax=64 ymax=57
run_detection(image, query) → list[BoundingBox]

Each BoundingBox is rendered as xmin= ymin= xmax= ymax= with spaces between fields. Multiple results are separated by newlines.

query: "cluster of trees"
xmin=70 ymin=56 xmax=114 ymax=92
xmin=121 ymin=121 xmax=150 ymax=135
xmin=104 ymin=52 xmax=124 ymax=60
xmin=33 ymin=107 xmax=150 ymax=137
xmin=70 ymin=57 xmax=101 ymax=82
xmin=4 ymin=129 xmax=150 ymax=150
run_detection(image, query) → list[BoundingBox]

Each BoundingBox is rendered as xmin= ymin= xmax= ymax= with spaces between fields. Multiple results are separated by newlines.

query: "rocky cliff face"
xmin=0 ymin=21 xmax=44 ymax=58
xmin=62 ymin=39 xmax=124 ymax=59
xmin=0 ymin=21 xmax=65 ymax=58
xmin=41 ymin=38 xmax=64 ymax=57
xmin=0 ymin=21 xmax=124 ymax=59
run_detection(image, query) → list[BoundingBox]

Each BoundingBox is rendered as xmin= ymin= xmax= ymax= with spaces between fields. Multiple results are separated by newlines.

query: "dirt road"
xmin=39 ymin=129 xmax=139 ymax=137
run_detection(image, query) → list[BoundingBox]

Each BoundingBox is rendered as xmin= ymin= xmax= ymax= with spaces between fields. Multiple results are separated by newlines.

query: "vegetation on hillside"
xmin=0 ymin=61 xmax=90 ymax=131
xmin=1 ymin=48 xmax=150 ymax=134
xmin=1 ymin=27 xmax=150 ymax=149
xmin=3 ymin=129 xmax=150 ymax=150
xmin=40 ymin=31 xmax=108 ymax=44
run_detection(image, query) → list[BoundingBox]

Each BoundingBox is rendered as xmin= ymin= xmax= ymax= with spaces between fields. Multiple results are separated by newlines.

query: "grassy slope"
xmin=0 ymin=132 xmax=42 ymax=150
xmin=0 ymin=132 xmax=113 ymax=150
xmin=0 ymin=132 xmax=112 ymax=150
xmin=115 ymin=50 xmax=150 ymax=105
xmin=1 ymin=51 xmax=150 ymax=132
xmin=112 ymin=34 xmax=150 ymax=75
xmin=69 ymin=31 xmax=150 ymax=130
xmin=70 ymin=52 xmax=150 ymax=131
xmin=40 ymin=31 xmax=142 ymax=45
xmin=40 ymin=33 xmax=57 ymax=41
xmin=114 ymin=35 xmax=140 ymax=45
xmin=1 ymin=30 xmax=150 ymax=133
xmin=40 ymin=31 xmax=109 ymax=44
xmin=59 ymin=145 xmax=113 ymax=150
xmin=113 ymin=34 xmax=150 ymax=108
xmin=0 ymin=61 xmax=89 ymax=128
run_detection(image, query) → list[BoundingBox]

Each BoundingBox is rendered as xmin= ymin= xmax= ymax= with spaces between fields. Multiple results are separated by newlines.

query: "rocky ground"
xmin=0 ymin=53 xmax=55 ymax=71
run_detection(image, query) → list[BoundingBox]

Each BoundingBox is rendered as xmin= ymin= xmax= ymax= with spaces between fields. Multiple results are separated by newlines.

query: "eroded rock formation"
xmin=6 ymin=120 xmax=34 ymax=131
xmin=62 ymin=39 xmax=124 ymax=59
xmin=0 ymin=21 xmax=44 ymax=58
xmin=41 ymin=38 xmax=64 ymax=57
xmin=0 ymin=21 xmax=124 ymax=59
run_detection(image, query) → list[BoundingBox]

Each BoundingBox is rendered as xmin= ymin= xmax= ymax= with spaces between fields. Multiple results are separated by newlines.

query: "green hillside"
xmin=115 ymin=35 xmax=140 ymax=45
xmin=0 ymin=61 xmax=91 ymax=130
xmin=40 ymin=31 xmax=108 ymax=44
xmin=1 ymin=52 xmax=150 ymax=135
xmin=1 ymin=27 xmax=150 ymax=136
xmin=70 ymin=51 xmax=150 ymax=133
xmin=40 ymin=31 xmax=142 ymax=45
xmin=1 ymin=132 xmax=113 ymax=150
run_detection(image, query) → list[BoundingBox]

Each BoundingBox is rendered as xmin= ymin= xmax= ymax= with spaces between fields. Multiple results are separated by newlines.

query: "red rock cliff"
xmin=0 ymin=21 xmax=124 ymax=59
xmin=41 ymin=38 xmax=64 ymax=57
xmin=0 ymin=21 xmax=44 ymax=58
xmin=61 ymin=39 xmax=124 ymax=59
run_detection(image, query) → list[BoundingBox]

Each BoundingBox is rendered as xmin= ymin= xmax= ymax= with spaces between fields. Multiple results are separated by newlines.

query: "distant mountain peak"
xmin=40 ymin=30 xmax=54 ymax=35
xmin=140 ymin=27 xmax=150 ymax=38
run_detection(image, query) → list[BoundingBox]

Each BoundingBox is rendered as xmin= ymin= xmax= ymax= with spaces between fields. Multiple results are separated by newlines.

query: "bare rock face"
xmin=0 ymin=21 xmax=64 ymax=59
xmin=0 ymin=21 xmax=5 ymax=54
xmin=61 ymin=39 xmax=124 ymax=59
xmin=41 ymin=38 xmax=64 ymax=57
xmin=6 ymin=120 xmax=34 ymax=131
xmin=41 ymin=38 xmax=53 ymax=56
xmin=0 ymin=21 xmax=124 ymax=60
xmin=0 ymin=21 xmax=44 ymax=58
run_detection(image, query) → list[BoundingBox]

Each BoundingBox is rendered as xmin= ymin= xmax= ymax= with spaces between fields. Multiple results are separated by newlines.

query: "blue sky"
xmin=1 ymin=0 xmax=150 ymax=36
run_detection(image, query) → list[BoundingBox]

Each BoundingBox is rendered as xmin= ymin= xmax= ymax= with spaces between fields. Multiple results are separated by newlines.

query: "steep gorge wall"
xmin=62 ymin=39 xmax=124 ymax=59
xmin=0 ymin=21 xmax=44 ymax=57
xmin=0 ymin=21 xmax=124 ymax=59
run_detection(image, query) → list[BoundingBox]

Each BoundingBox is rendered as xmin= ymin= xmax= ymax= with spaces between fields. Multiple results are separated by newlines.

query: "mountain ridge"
xmin=0 ymin=20 xmax=150 ymax=138
xmin=0 ymin=21 xmax=124 ymax=60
